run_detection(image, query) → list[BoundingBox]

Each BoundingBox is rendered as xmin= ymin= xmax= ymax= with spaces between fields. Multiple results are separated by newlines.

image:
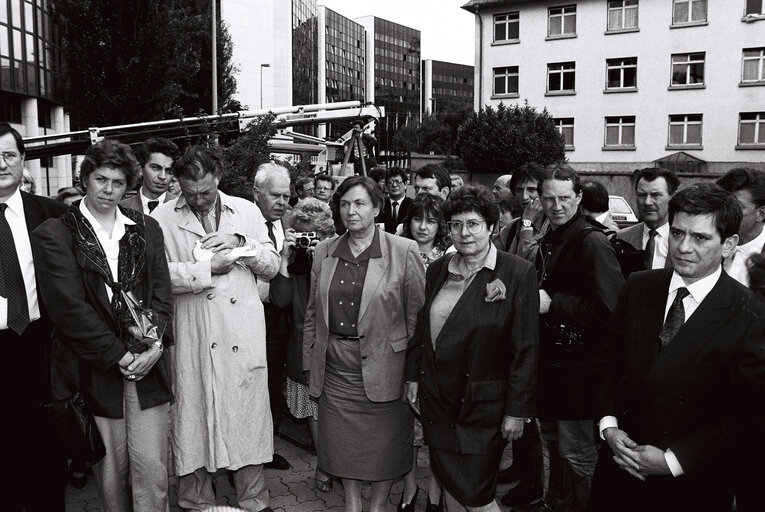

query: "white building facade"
xmin=464 ymin=0 xmax=765 ymax=172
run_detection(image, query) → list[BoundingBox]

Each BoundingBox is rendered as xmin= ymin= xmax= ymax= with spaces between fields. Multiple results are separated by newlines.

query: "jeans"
xmin=540 ymin=419 xmax=598 ymax=512
xmin=93 ymin=381 xmax=171 ymax=512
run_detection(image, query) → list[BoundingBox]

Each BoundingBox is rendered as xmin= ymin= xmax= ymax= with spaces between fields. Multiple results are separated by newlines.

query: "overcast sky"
xmin=319 ymin=0 xmax=476 ymax=66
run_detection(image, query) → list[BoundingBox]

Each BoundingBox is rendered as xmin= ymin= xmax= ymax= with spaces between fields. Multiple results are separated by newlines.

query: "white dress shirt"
xmin=80 ymin=198 xmax=136 ymax=301
xmin=642 ymin=222 xmax=670 ymax=269
xmin=0 ymin=188 xmax=40 ymax=329
xmin=725 ymin=227 xmax=765 ymax=287
xmin=599 ymin=266 xmax=723 ymax=477
xmin=139 ymin=188 xmax=167 ymax=215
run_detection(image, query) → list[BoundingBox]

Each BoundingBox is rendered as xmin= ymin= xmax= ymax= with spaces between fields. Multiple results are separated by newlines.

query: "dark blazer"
xmin=31 ymin=205 xmax=174 ymax=418
xmin=303 ymin=229 xmax=426 ymax=402
xmin=590 ymin=269 xmax=765 ymax=512
xmin=382 ymin=195 xmax=412 ymax=233
xmin=119 ymin=189 xmax=176 ymax=214
xmin=405 ymin=250 xmax=539 ymax=455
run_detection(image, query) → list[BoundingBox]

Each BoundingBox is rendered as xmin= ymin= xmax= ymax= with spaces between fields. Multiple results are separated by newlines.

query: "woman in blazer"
xmin=303 ymin=176 xmax=425 ymax=512
xmin=32 ymin=140 xmax=174 ymax=512
xmin=405 ymin=185 xmax=539 ymax=512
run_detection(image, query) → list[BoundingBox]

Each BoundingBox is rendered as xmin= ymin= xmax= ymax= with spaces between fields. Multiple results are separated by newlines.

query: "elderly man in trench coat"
xmin=152 ymin=146 xmax=280 ymax=512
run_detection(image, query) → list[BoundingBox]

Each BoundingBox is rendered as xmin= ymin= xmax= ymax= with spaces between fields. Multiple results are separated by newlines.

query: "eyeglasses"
xmin=316 ymin=186 xmax=333 ymax=192
xmin=0 ymin=152 xmax=21 ymax=165
xmin=386 ymin=179 xmax=405 ymax=186
xmin=447 ymin=219 xmax=486 ymax=235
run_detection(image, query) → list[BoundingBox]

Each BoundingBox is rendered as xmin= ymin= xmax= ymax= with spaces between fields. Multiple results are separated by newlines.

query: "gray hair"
xmin=253 ymin=162 xmax=290 ymax=189
xmin=291 ymin=197 xmax=335 ymax=237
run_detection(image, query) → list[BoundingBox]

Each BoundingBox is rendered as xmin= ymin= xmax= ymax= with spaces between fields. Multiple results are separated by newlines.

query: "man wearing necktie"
xmin=253 ymin=162 xmax=293 ymax=471
xmin=0 ymin=122 xmax=68 ymax=511
xmin=382 ymin=167 xmax=412 ymax=234
xmin=590 ymin=183 xmax=765 ymax=512
xmin=120 ymin=137 xmax=179 ymax=215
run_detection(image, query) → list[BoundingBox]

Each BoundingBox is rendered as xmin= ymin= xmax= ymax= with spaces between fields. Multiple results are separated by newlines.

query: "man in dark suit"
xmin=381 ymin=167 xmax=412 ymax=233
xmin=1 ymin=122 xmax=68 ymax=511
xmin=617 ymin=168 xmax=680 ymax=270
xmin=590 ymin=183 xmax=765 ymax=512
xmin=120 ymin=137 xmax=179 ymax=214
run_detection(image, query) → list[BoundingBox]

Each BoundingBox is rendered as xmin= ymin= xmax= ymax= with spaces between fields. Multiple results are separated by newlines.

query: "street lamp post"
xmin=260 ymin=63 xmax=271 ymax=109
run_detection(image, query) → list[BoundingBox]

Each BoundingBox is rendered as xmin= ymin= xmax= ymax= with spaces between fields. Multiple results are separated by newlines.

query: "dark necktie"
xmin=391 ymin=200 xmax=399 ymax=222
xmin=644 ymin=229 xmax=657 ymax=269
xmin=266 ymin=221 xmax=277 ymax=248
xmin=0 ymin=204 xmax=30 ymax=335
xmin=148 ymin=200 xmax=159 ymax=213
xmin=659 ymin=287 xmax=690 ymax=348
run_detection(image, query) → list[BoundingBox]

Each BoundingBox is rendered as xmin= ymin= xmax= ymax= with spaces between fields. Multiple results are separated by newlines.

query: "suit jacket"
xmin=617 ymin=222 xmax=672 ymax=270
xmin=303 ymin=229 xmax=425 ymax=402
xmin=382 ymin=195 xmax=412 ymax=233
xmin=591 ymin=269 xmax=765 ymax=511
xmin=119 ymin=189 xmax=176 ymax=214
xmin=405 ymin=250 xmax=539 ymax=455
xmin=31 ymin=204 xmax=174 ymax=418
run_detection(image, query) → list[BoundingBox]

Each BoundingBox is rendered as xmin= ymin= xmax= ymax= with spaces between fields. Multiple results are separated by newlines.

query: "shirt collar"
xmin=79 ymin=197 xmax=136 ymax=235
xmin=4 ymin=187 xmax=24 ymax=216
xmin=668 ymin=266 xmax=722 ymax=304
xmin=332 ymin=227 xmax=383 ymax=261
xmin=139 ymin=188 xmax=166 ymax=207
xmin=736 ymin=226 xmax=765 ymax=253
xmin=644 ymin=221 xmax=670 ymax=238
xmin=448 ymin=243 xmax=497 ymax=278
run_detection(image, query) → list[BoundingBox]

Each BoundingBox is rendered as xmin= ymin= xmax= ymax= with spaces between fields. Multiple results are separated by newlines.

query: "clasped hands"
xmin=117 ymin=325 xmax=163 ymax=382
xmin=200 ymin=232 xmax=247 ymax=275
xmin=603 ymin=427 xmax=671 ymax=481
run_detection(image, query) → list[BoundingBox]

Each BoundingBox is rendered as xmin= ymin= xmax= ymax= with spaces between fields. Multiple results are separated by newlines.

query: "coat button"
xmin=207 ymin=293 xmax=215 ymax=300
xmin=232 ymin=346 xmax=239 ymax=352
xmin=211 ymin=342 xmax=218 ymax=349
xmin=230 ymin=297 xmax=236 ymax=304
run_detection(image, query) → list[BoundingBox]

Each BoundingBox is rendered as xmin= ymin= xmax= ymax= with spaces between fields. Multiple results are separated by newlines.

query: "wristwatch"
xmin=521 ymin=219 xmax=533 ymax=229
xmin=153 ymin=341 xmax=164 ymax=352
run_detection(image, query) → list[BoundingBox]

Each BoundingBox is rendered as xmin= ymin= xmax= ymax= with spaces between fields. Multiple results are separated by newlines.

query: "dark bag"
xmin=44 ymin=392 xmax=106 ymax=464
xmin=573 ymin=226 xmax=645 ymax=279
xmin=539 ymin=318 xmax=587 ymax=365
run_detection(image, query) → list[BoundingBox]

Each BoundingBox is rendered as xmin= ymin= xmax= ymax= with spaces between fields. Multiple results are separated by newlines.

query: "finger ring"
xmin=128 ymin=375 xmax=135 ymax=379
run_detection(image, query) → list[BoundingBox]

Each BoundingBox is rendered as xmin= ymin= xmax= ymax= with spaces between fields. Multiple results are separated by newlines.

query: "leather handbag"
xmin=44 ymin=392 xmax=106 ymax=464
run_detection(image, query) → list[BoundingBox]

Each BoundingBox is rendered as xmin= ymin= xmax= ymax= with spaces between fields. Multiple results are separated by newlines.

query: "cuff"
xmin=664 ymin=449 xmax=684 ymax=477
xmin=598 ymin=416 xmax=618 ymax=440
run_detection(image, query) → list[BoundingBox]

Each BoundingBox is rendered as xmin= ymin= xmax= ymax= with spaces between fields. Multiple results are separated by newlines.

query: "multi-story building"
xmin=463 ymin=0 xmax=765 ymax=172
xmin=318 ymin=6 xmax=366 ymax=139
xmin=422 ymin=59 xmax=474 ymax=116
xmin=1 ymin=0 xmax=71 ymax=195
xmin=355 ymin=15 xmax=421 ymax=151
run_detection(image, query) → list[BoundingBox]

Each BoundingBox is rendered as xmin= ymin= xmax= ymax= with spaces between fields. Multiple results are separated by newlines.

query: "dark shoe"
xmin=397 ymin=487 xmax=419 ymax=512
xmin=501 ymin=485 xmax=543 ymax=508
xmin=497 ymin=464 xmax=521 ymax=485
xmin=426 ymin=494 xmax=444 ymax=512
xmin=264 ymin=453 xmax=291 ymax=470
xmin=315 ymin=475 xmax=333 ymax=492
xmin=69 ymin=472 xmax=87 ymax=489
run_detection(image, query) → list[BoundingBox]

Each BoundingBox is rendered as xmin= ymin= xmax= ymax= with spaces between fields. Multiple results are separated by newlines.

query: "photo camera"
xmin=294 ymin=231 xmax=319 ymax=248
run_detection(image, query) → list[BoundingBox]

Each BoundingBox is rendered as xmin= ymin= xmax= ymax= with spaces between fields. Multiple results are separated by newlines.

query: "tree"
xmin=219 ymin=114 xmax=277 ymax=199
xmin=455 ymin=102 xmax=565 ymax=175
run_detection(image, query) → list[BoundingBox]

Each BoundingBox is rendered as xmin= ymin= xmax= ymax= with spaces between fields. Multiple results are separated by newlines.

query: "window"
xmin=668 ymin=114 xmax=703 ymax=147
xmin=548 ymin=5 xmax=576 ymax=37
xmin=745 ymin=0 xmax=765 ymax=15
xmin=607 ymin=0 xmax=639 ymax=31
xmin=742 ymin=48 xmax=765 ymax=83
xmin=671 ymin=52 xmax=705 ymax=86
xmin=493 ymin=66 xmax=519 ymax=96
xmin=738 ymin=112 xmax=765 ymax=146
xmin=606 ymin=57 xmax=637 ymax=89
xmin=604 ymin=116 xmax=636 ymax=148
xmin=554 ymin=118 xmax=575 ymax=149
xmin=494 ymin=12 xmax=519 ymax=42
xmin=547 ymin=62 xmax=576 ymax=93
xmin=672 ymin=0 xmax=707 ymax=24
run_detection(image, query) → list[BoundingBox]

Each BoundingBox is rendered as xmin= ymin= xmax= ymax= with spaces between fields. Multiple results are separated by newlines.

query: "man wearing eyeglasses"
xmin=382 ymin=167 xmax=412 ymax=234
xmin=314 ymin=173 xmax=335 ymax=203
xmin=0 ymin=122 xmax=68 ymax=511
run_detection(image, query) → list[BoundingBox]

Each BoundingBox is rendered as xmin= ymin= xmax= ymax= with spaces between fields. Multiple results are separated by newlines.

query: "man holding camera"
xmin=253 ymin=162 xmax=294 ymax=471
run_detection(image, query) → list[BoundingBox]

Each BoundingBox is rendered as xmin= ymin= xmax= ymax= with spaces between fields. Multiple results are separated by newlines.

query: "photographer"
xmin=268 ymin=198 xmax=336 ymax=492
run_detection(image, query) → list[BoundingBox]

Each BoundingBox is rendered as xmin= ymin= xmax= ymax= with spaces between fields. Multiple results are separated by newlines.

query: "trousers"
xmin=178 ymin=465 xmax=268 ymax=512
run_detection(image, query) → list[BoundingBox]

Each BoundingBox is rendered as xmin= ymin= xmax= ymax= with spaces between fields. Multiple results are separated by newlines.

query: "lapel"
xmin=433 ymin=266 xmax=491 ymax=351
xmin=177 ymin=206 xmax=206 ymax=238
xmin=631 ymin=270 xmax=672 ymax=377
xmin=320 ymin=237 xmax=341 ymax=328
xmin=358 ymin=231 xmax=390 ymax=322
xmin=21 ymin=192 xmax=44 ymax=233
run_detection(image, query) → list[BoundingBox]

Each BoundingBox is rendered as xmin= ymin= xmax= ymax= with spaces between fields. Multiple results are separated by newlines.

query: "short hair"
xmin=80 ymin=139 xmax=140 ymax=189
xmin=335 ymin=175 xmax=384 ymax=209
xmin=415 ymin=164 xmax=450 ymax=191
xmin=401 ymin=193 xmax=451 ymax=251
xmin=253 ymin=161 xmax=290 ymax=189
xmin=0 ymin=122 xmax=24 ymax=155
xmin=509 ymin=162 xmax=546 ymax=191
xmin=385 ymin=167 xmax=408 ymax=183
xmin=314 ymin=173 xmax=334 ymax=189
xmin=668 ymin=183 xmax=743 ymax=241
xmin=295 ymin=176 xmax=314 ymax=193
xmin=22 ymin=168 xmax=36 ymax=194
xmin=537 ymin=162 xmax=581 ymax=195
xmin=581 ymin=181 xmax=610 ymax=214
xmin=368 ymin=167 xmax=387 ymax=184
xmin=172 ymin=145 xmax=222 ymax=181
xmin=716 ymin=167 xmax=765 ymax=208
xmin=135 ymin=137 xmax=179 ymax=167
xmin=634 ymin=167 xmax=680 ymax=195
xmin=449 ymin=174 xmax=464 ymax=188
xmin=55 ymin=186 xmax=83 ymax=203
xmin=442 ymin=185 xmax=500 ymax=227
xmin=290 ymin=197 xmax=336 ymax=238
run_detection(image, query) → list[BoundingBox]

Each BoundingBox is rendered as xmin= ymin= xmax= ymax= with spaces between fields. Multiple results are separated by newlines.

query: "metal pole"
xmin=212 ymin=0 xmax=218 ymax=114
xmin=260 ymin=64 xmax=270 ymax=109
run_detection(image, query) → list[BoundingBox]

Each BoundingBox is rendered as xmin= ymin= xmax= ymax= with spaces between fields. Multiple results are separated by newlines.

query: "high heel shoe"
xmin=397 ymin=486 xmax=419 ymax=512
xmin=425 ymin=494 xmax=444 ymax=512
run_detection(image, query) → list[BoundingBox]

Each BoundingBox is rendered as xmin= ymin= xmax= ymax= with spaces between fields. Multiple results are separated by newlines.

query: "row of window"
xmin=493 ymin=0 xmax=764 ymax=43
xmin=432 ymin=74 xmax=472 ymax=86
xmin=492 ymin=48 xmax=765 ymax=96
xmin=552 ymin=112 xmax=765 ymax=151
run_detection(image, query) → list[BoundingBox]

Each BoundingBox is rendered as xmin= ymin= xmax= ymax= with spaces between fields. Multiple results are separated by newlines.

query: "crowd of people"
xmin=3 ymin=119 xmax=765 ymax=512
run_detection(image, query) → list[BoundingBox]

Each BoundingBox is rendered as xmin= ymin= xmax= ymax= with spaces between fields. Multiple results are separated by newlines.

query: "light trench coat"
xmin=152 ymin=191 xmax=280 ymax=476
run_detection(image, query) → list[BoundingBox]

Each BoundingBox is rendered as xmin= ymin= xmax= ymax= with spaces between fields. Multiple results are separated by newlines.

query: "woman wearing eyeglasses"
xmin=405 ymin=185 xmax=540 ymax=512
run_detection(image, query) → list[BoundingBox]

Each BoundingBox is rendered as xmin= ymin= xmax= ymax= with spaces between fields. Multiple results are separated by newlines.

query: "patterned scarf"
xmin=63 ymin=202 xmax=148 ymax=353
